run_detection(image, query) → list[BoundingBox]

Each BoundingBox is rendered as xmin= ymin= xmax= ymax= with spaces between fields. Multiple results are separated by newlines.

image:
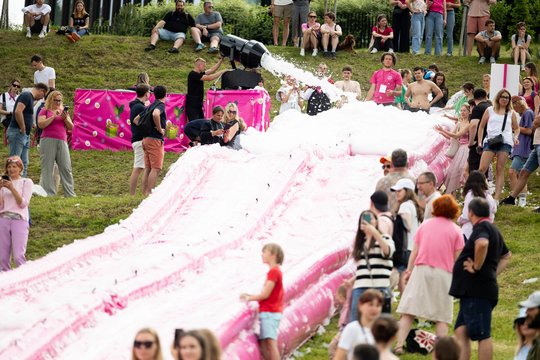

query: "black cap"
xmin=370 ymin=191 xmax=389 ymax=212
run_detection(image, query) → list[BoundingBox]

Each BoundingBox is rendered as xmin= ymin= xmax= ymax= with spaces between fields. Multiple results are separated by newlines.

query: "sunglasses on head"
xmin=7 ymin=158 xmax=21 ymax=164
xmin=381 ymin=164 xmax=391 ymax=169
xmin=134 ymin=340 xmax=154 ymax=349
xmin=12 ymin=83 xmax=21 ymax=88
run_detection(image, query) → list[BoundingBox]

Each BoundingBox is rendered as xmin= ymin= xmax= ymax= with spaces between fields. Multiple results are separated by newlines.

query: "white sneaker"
xmin=490 ymin=56 xmax=496 ymax=64
xmin=478 ymin=56 xmax=486 ymax=64
xmin=388 ymin=48 xmax=394 ymax=53
xmin=38 ymin=31 xmax=46 ymax=39
xmin=312 ymin=49 xmax=318 ymax=56
xmin=370 ymin=48 xmax=378 ymax=54
xmin=26 ymin=30 xmax=31 ymax=38
xmin=300 ymin=48 xmax=305 ymax=56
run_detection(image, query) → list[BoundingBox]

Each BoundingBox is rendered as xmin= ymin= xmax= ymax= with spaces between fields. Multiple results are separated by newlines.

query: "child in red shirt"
xmin=241 ymin=243 xmax=284 ymax=360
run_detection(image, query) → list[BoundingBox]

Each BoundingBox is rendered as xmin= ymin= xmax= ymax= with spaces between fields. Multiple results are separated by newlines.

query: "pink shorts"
xmin=142 ymin=137 xmax=164 ymax=170
xmin=467 ymin=15 xmax=490 ymax=34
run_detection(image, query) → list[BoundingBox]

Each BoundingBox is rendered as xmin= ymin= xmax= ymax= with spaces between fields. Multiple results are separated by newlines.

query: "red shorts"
xmin=142 ymin=137 xmax=164 ymax=170
xmin=467 ymin=15 xmax=490 ymax=34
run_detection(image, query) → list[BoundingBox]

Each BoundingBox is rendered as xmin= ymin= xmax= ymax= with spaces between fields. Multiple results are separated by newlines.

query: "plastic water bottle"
xmin=518 ymin=194 xmax=527 ymax=207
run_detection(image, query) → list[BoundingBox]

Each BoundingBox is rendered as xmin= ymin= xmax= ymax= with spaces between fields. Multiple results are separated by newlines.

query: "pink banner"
xmin=72 ymin=88 xmax=271 ymax=152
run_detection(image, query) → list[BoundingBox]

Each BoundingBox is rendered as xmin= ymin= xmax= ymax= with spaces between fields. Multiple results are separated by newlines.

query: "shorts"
xmin=142 ymin=137 xmax=164 ymax=170
xmin=158 ymin=28 xmax=186 ymax=41
xmin=483 ymin=142 xmax=512 ymax=154
xmin=201 ymin=31 xmax=223 ymax=42
xmin=454 ymin=297 xmax=496 ymax=341
xmin=510 ymin=155 xmax=527 ymax=171
xmin=30 ymin=22 xmax=45 ymax=33
xmin=132 ymin=140 xmax=145 ymax=169
xmin=259 ymin=312 xmax=282 ymax=340
xmin=273 ymin=4 xmax=293 ymax=18
xmin=522 ymin=145 xmax=540 ymax=173
xmin=466 ymin=15 xmax=490 ymax=34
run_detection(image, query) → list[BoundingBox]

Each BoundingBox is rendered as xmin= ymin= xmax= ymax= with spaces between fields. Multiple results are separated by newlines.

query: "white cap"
xmin=519 ymin=291 xmax=540 ymax=309
xmin=390 ymin=178 xmax=416 ymax=192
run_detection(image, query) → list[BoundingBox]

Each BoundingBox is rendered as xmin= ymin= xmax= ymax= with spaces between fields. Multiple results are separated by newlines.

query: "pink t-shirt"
xmin=413 ymin=217 xmax=464 ymax=273
xmin=39 ymin=108 xmax=68 ymax=142
xmin=429 ymin=0 xmax=444 ymax=14
xmin=370 ymin=69 xmax=402 ymax=104
xmin=302 ymin=21 xmax=320 ymax=33
xmin=0 ymin=178 xmax=33 ymax=221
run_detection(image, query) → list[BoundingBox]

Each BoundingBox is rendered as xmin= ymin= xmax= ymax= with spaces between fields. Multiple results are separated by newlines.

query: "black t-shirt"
xmin=71 ymin=14 xmax=89 ymax=27
xmin=9 ymin=91 xmax=34 ymax=135
xmin=163 ymin=10 xmax=195 ymax=34
xmin=146 ymin=100 xmax=167 ymax=141
xmin=449 ymin=220 xmax=510 ymax=302
xmin=186 ymin=71 xmax=205 ymax=104
xmin=199 ymin=119 xmax=224 ymax=145
xmin=129 ymin=98 xmax=146 ymax=143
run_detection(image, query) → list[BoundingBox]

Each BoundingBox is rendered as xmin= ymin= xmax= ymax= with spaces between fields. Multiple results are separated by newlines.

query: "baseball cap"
xmin=370 ymin=191 xmax=389 ymax=212
xmin=379 ymin=154 xmax=391 ymax=164
xmin=519 ymin=291 xmax=540 ymax=309
xmin=390 ymin=178 xmax=416 ymax=192
xmin=514 ymin=307 xmax=527 ymax=326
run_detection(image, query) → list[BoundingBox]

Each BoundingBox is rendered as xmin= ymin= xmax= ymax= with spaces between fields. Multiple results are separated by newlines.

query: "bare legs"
xmin=143 ymin=168 xmax=160 ymax=196
xmin=259 ymin=339 xmax=279 ymax=360
xmin=272 ymin=16 xmax=291 ymax=46
xmin=479 ymin=150 xmax=508 ymax=200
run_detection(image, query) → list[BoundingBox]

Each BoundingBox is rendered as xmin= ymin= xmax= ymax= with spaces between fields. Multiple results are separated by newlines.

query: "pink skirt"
xmin=444 ymin=144 xmax=469 ymax=194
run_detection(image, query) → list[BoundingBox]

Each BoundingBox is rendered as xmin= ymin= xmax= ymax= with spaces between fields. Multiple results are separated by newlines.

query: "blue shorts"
xmin=259 ymin=312 xmax=282 ymax=340
xmin=522 ymin=145 xmax=540 ymax=173
xmin=454 ymin=297 xmax=496 ymax=341
xmin=396 ymin=250 xmax=411 ymax=273
xmin=158 ymin=28 xmax=185 ymax=41
xmin=510 ymin=155 xmax=527 ymax=171
xmin=482 ymin=142 xmax=512 ymax=154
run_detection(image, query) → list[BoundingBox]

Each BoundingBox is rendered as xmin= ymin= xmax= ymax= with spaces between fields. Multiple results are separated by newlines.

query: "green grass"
xmin=0 ymin=30 xmax=538 ymax=359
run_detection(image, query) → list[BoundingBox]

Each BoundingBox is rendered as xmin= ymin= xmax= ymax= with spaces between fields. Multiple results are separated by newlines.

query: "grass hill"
xmin=0 ymin=30 xmax=539 ymax=359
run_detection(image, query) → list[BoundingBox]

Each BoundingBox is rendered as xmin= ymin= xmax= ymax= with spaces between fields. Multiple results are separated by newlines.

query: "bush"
xmin=489 ymin=0 xmax=511 ymax=39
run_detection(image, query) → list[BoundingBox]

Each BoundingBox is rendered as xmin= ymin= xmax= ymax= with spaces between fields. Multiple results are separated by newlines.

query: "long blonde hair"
xmin=44 ymin=90 xmax=62 ymax=111
xmin=132 ymin=328 xmax=163 ymax=360
xmin=224 ymin=102 xmax=246 ymax=131
xmin=73 ymin=0 xmax=89 ymax=17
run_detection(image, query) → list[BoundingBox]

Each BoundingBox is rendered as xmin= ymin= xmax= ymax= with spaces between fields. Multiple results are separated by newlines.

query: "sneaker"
xmin=331 ymin=51 xmax=336 ymax=59
xmin=490 ymin=56 xmax=496 ymax=64
xmin=38 ymin=31 xmax=46 ymax=39
xmin=26 ymin=30 xmax=31 ymax=38
xmin=446 ymin=53 xmax=453 ymax=56
xmin=144 ymin=44 xmax=156 ymax=51
xmin=388 ymin=48 xmax=394 ymax=53
xmin=323 ymin=51 xmax=329 ymax=57
xmin=300 ymin=48 xmax=305 ymax=56
xmin=71 ymin=32 xmax=81 ymax=42
xmin=312 ymin=49 xmax=318 ymax=56
xmin=499 ymin=196 xmax=516 ymax=205
xmin=195 ymin=43 xmax=206 ymax=52
xmin=65 ymin=33 xmax=76 ymax=43
xmin=168 ymin=47 xmax=179 ymax=53
xmin=521 ymin=64 xmax=525 ymax=71
xmin=370 ymin=48 xmax=378 ymax=54
xmin=208 ymin=46 xmax=218 ymax=54
xmin=478 ymin=56 xmax=486 ymax=64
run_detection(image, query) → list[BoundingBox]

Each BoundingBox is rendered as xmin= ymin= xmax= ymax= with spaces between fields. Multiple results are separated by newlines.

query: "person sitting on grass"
xmin=475 ymin=19 xmax=502 ymax=65
xmin=22 ymin=0 xmax=51 ymax=39
xmin=511 ymin=22 xmax=531 ymax=71
xmin=65 ymin=0 xmax=90 ymax=42
xmin=370 ymin=14 xmax=394 ymax=54
xmin=320 ymin=12 xmax=342 ymax=59
xmin=192 ymin=1 xmax=223 ymax=54
xmin=144 ymin=0 xmax=196 ymax=54
xmin=300 ymin=11 xmax=321 ymax=57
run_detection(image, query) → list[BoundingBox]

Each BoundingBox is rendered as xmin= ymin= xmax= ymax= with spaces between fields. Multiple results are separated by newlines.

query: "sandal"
xmin=393 ymin=345 xmax=405 ymax=355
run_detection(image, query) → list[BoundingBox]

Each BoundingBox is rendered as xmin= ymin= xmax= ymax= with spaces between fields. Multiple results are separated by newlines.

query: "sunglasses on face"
xmin=500 ymin=96 xmax=510 ymax=100
xmin=228 ymin=110 xmax=237 ymax=114
xmin=309 ymin=15 xmax=317 ymax=18
xmin=12 ymin=83 xmax=21 ymax=88
xmin=54 ymin=99 xmax=62 ymax=103
xmin=381 ymin=164 xmax=391 ymax=170
xmin=134 ymin=341 xmax=154 ymax=349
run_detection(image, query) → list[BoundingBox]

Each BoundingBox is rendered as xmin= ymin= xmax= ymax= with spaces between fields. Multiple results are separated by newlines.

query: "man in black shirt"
xmin=129 ymin=84 xmax=149 ymax=195
xmin=186 ymin=57 xmax=228 ymax=121
xmin=468 ymin=89 xmax=490 ymax=172
xmin=8 ymin=82 xmax=48 ymax=177
xmin=450 ymin=197 xmax=511 ymax=360
xmin=199 ymin=106 xmax=225 ymax=145
xmin=144 ymin=0 xmax=195 ymax=53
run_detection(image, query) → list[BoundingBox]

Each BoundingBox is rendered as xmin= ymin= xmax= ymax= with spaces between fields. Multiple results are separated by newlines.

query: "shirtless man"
xmin=334 ymin=65 xmax=361 ymax=100
xmin=404 ymin=66 xmax=442 ymax=112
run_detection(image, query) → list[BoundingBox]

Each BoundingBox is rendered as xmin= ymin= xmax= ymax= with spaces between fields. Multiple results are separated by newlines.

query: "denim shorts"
xmin=483 ymin=142 xmax=512 ymax=154
xmin=523 ymin=145 xmax=540 ymax=173
xmin=510 ymin=155 xmax=527 ymax=171
xmin=454 ymin=297 xmax=496 ymax=341
xmin=158 ymin=28 xmax=185 ymax=41
xmin=259 ymin=312 xmax=282 ymax=340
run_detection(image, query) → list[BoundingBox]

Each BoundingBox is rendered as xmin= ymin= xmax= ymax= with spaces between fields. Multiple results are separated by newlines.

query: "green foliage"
xmin=489 ymin=0 xmax=512 ymax=38
xmin=110 ymin=4 xmax=146 ymax=36
xmin=527 ymin=0 xmax=540 ymax=39
xmin=509 ymin=0 xmax=532 ymax=37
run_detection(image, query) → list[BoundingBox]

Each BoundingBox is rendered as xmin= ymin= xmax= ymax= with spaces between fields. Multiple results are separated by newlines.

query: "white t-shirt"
xmin=22 ymin=4 xmax=52 ymax=18
xmin=337 ymin=321 xmax=375 ymax=360
xmin=274 ymin=0 xmax=293 ymax=5
xmin=1 ymin=92 xmax=18 ymax=113
xmin=398 ymin=200 xmax=419 ymax=251
xmin=34 ymin=67 xmax=56 ymax=86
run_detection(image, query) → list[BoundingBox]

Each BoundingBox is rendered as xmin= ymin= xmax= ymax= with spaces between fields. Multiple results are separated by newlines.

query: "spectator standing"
xmin=36 ymin=90 xmax=76 ymax=197
xmin=291 ymin=0 xmax=310 ymax=48
xmin=144 ymin=0 xmax=195 ymax=54
xmin=416 ymin=171 xmax=441 ymax=220
xmin=365 ymin=53 xmax=402 ymax=106
xmin=271 ymin=0 xmax=293 ymax=46
xmin=475 ymin=19 xmax=502 ymax=64
xmin=394 ymin=69 xmax=411 ymax=109
xmin=465 ymin=0 xmax=495 ymax=56
xmin=519 ymin=291 xmax=540 ymax=360
xmin=424 ymin=0 xmax=446 ymax=56
xmin=370 ymin=190 xmax=394 ymax=235
xmin=370 ymin=14 xmax=394 ymax=54
xmin=9 ymin=83 xmax=48 ymax=177
xmin=511 ymin=22 xmax=531 ymax=71
xmin=513 ymin=307 xmax=536 ymax=360
xmin=176 ymin=329 xmax=213 ymax=360
xmin=186 ymin=57 xmax=227 ymax=121
xmin=22 ymin=0 xmax=51 ymax=39
xmin=335 ymin=66 xmax=362 ymax=101
xmin=0 ymin=80 xmax=21 ymax=134
xmin=389 ymin=0 xmax=410 ymax=53
xmin=468 ymin=89 xmax=490 ymax=172
xmin=300 ymin=11 xmax=321 ymax=57
xmin=477 ymin=89 xmax=519 ymax=200
xmin=329 ymin=285 xmax=352 ymax=359
xmin=277 ymin=75 xmax=303 ymax=114
xmin=128 ymin=72 xmax=154 ymax=92
xmin=379 ymin=155 xmax=392 ymax=177
xmin=458 ymin=171 xmax=497 ymax=240
xmin=405 ymin=67 xmax=443 ymax=112
xmin=395 ymin=195 xmax=463 ymax=355
xmin=520 ymin=78 xmax=539 ymax=116
xmin=66 ymin=0 xmax=90 ymax=41
xmin=129 ymin=85 xmax=150 ymax=196
xmin=524 ymin=63 xmax=539 ymax=92
xmin=132 ymin=327 xmax=163 ymax=360
xmin=450 ymin=197 xmax=511 ymax=360
xmin=432 ymin=72 xmax=448 ymax=108
xmin=445 ymin=0 xmax=461 ymax=56
xmin=240 ymin=243 xmax=284 ymax=360
xmin=320 ymin=12 xmax=342 ymax=59
xmin=0 ymin=156 xmax=33 ymax=272
xmin=192 ymin=1 xmax=223 ymax=53
xmin=372 ymin=315 xmax=399 ymax=360
xmin=407 ymin=0 xmax=427 ymax=55
xmin=482 ymin=73 xmax=491 ymax=97
xmin=31 ymin=55 xmax=56 ymax=89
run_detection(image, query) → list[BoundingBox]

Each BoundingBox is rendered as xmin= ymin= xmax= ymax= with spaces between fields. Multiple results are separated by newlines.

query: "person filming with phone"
xmin=37 ymin=90 xmax=76 ymax=197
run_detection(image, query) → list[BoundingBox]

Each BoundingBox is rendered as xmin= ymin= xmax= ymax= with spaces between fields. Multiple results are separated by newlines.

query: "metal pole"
xmin=459 ymin=4 xmax=469 ymax=56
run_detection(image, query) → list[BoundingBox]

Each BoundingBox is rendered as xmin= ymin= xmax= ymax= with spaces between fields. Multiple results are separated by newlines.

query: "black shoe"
xmin=144 ymin=44 xmax=156 ymax=51
xmin=323 ymin=51 xmax=329 ymax=57
xmin=331 ymin=51 xmax=336 ymax=59
xmin=534 ymin=207 xmax=540 ymax=213
xmin=499 ymin=196 xmax=516 ymax=205
xmin=168 ymin=47 xmax=179 ymax=53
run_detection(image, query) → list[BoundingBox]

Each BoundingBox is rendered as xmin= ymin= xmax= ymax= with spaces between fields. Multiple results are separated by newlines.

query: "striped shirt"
xmin=353 ymin=234 xmax=395 ymax=289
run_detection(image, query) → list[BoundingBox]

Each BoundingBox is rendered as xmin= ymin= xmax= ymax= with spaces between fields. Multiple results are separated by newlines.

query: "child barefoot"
xmin=240 ymin=243 xmax=285 ymax=360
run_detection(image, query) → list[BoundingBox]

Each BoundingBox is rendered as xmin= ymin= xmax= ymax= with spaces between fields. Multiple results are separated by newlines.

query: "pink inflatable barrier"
xmin=71 ymin=89 xmax=271 ymax=153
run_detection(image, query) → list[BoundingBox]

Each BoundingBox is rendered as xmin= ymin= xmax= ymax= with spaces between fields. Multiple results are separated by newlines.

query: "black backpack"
xmin=306 ymin=87 xmax=331 ymax=116
xmin=135 ymin=101 xmax=160 ymax=136
xmin=382 ymin=214 xmax=408 ymax=267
